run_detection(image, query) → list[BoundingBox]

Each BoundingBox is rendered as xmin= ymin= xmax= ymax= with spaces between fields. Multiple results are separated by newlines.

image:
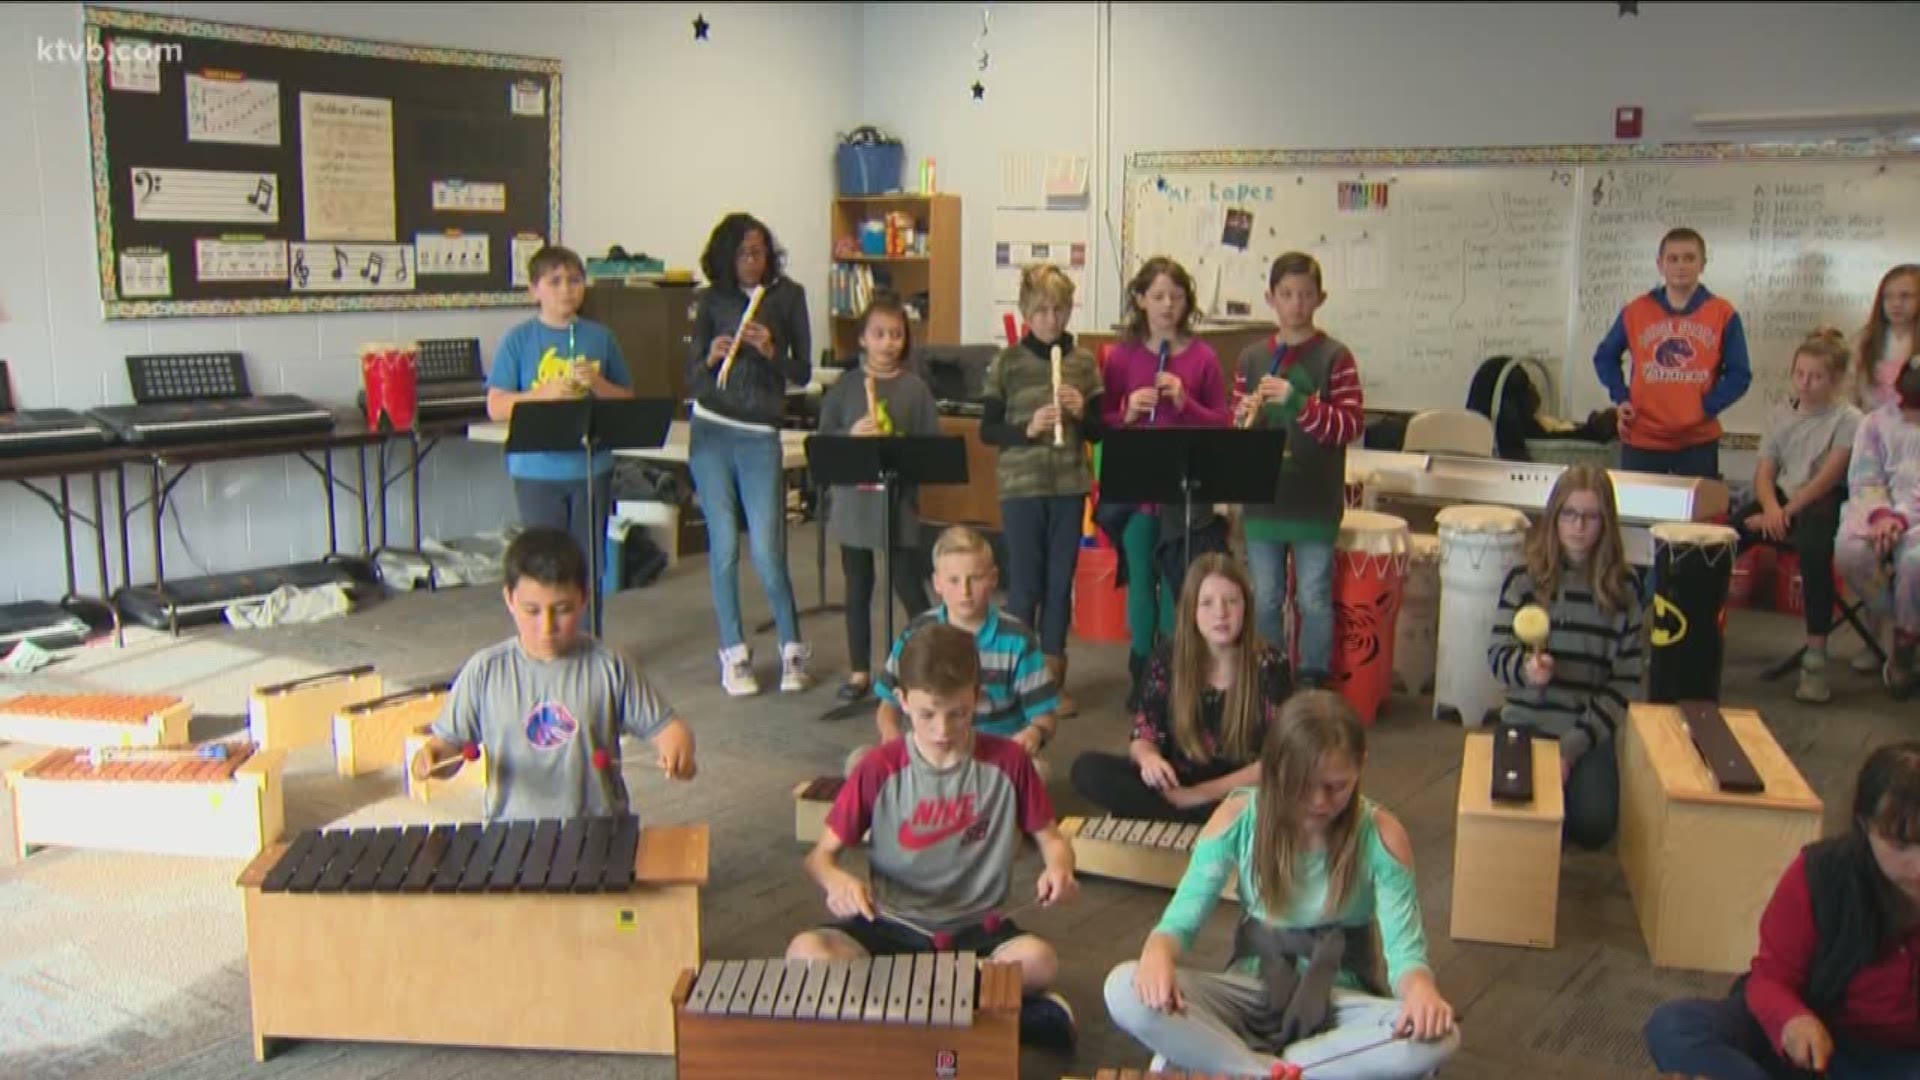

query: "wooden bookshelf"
xmin=829 ymin=193 xmax=960 ymax=361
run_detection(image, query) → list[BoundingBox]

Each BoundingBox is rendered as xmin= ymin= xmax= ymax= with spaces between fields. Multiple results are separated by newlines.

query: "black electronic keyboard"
xmin=0 ymin=359 xmax=116 ymax=457
xmin=90 ymin=395 xmax=336 ymax=446
xmin=89 ymin=351 xmax=334 ymax=447
xmin=0 ymin=408 xmax=116 ymax=458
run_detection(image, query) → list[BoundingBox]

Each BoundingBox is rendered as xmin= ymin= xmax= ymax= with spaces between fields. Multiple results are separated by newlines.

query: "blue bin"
xmin=836 ymin=142 xmax=905 ymax=197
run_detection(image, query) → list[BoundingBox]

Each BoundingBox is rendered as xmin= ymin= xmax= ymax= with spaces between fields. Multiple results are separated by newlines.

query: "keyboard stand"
xmin=0 ymin=446 xmax=131 ymax=649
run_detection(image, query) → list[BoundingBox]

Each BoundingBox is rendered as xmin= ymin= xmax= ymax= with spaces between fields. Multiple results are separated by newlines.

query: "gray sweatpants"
xmin=1105 ymin=962 xmax=1459 ymax=1079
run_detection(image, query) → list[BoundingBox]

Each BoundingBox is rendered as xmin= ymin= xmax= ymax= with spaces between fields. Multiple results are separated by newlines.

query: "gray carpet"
xmin=0 ymin=527 xmax=1907 ymax=1079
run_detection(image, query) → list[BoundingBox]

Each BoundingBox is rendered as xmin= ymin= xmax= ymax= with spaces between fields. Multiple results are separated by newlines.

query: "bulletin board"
xmin=1123 ymin=140 xmax=1920 ymax=436
xmin=81 ymin=4 xmax=561 ymax=319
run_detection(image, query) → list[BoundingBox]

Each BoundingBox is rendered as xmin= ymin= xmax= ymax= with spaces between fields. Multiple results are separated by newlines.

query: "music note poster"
xmin=196 ymin=238 xmax=289 ymax=283
xmin=288 ymin=242 xmax=415 ymax=293
xmin=299 ymin=92 xmax=396 ymax=242
xmin=130 ymin=167 xmax=278 ymax=223
xmin=119 ymin=248 xmax=171 ymax=298
xmin=186 ymin=73 xmax=281 ymax=147
xmin=415 ymin=233 xmax=490 ymax=276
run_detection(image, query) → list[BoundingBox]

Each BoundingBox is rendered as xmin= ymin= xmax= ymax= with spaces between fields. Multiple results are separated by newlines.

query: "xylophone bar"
xmin=1678 ymin=701 xmax=1765 ymax=794
xmin=259 ymin=815 xmax=641 ymax=895
xmin=6 ymin=743 xmax=284 ymax=859
xmin=1061 ymin=815 xmax=1238 ymax=900
xmin=1490 ymin=724 xmax=1534 ymax=803
xmin=681 ymin=952 xmax=979 ymax=1026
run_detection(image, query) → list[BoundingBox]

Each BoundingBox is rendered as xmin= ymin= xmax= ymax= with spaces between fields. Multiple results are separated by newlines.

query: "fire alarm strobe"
xmin=1615 ymin=106 xmax=1644 ymax=140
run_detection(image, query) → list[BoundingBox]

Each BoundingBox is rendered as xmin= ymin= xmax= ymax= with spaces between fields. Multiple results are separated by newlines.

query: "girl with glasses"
xmin=1486 ymin=464 xmax=1646 ymax=850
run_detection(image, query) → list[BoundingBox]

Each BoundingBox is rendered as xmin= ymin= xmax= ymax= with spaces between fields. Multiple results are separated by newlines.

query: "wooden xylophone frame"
xmin=672 ymin=954 xmax=1022 ymax=1080
xmin=0 ymin=692 xmax=189 ymax=749
xmin=239 ymin=817 xmax=708 ymax=1059
xmin=5 ymin=743 xmax=285 ymax=859
xmin=248 ymin=665 xmax=384 ymax=752
xmin=1060 ymin=815 xmax=1239 ymax=902
xmin=332 ymin=685 xmax=448 ymax=777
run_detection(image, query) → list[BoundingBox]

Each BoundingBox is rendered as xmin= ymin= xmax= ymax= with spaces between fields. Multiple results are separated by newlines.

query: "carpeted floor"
xmin=0 ymin=526 xmax=1907 ymax=1080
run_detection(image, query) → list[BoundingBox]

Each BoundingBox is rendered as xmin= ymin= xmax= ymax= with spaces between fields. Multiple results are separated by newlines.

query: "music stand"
xmin=507 ymin=398 xmax=674 ymax=637
xmin=805 ymin=435 xmax=968 ymax=717
xmin=1098 ymin=428 xmax=1287 ymax=573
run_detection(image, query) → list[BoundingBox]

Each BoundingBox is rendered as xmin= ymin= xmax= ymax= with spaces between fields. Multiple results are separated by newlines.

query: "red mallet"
xmin=592 ymin=748 xmax=611 ymax=770
xmin=461 ymin=743 xmax=481 ymax=761
xmin=1272 ymin=1065 xmax=1303 ymax=1080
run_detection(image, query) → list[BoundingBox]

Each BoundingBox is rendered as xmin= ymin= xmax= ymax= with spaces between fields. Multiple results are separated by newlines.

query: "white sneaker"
xmin=1149 ymin=1054 xmax=1168 ymax=1071
xmin=1853 ymin=649 xmax=1882 ymax=675
xmin=780 ymin=642 xmax=813 ymax=692
xmin=719 ymin=645 xmax=759 ymax=697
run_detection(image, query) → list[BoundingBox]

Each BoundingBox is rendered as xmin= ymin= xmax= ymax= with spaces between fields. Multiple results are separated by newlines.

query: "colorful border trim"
xmin=83 ymin=5 xmax=561 ymax=320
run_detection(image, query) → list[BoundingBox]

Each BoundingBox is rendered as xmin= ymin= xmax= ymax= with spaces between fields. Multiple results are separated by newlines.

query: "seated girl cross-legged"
xmin=1103 ymin=690 xmax=1460 ymax=1080
xmin=1071 ymin=554 xmax=1289 ymax=824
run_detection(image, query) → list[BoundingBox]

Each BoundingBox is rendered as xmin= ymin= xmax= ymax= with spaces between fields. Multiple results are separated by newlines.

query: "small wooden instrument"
xmin=1490 ymin=724 xmax=1535 ymax=803
xmin=1678 ymin=700 xmax=1764 ymax=794
xmin=1060 ymin=815 xmax=1238 ymax=901
xmin=6 ymin=740 xmax=285 ymax=859
xmin=716 ymin=283 xmax=766 ymax=389
xmin=673 ymin=953 xmax=1021 ymax=1080
xmin=248 ymin=665 xmax=383 ymax=751
xmin=332 ymin=684 xmax=449 ymax=777
xmin=0 ymin=692 xmax=189 ymax=749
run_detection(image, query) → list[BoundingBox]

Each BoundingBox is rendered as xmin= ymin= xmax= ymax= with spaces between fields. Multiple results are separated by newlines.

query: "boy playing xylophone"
xmin=410 ymin=528 xmax=696 ymax=822
xmin=788 ymin=621 xmax=1081 ymax=1048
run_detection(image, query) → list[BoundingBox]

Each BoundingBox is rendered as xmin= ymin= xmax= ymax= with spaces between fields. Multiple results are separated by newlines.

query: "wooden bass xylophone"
xmin=673 ymin=953 xmax=1021 ymax=1080
xmin=5 ymin=742 xmax=285 ymax=858
xmin=1450 ymin=729 xmax=1562 ymax=950
xmin=331 ymin=684 xmax=447 ymax=777
xmin=0 ymin=692 xmax=189 ymax=749
xmin=1060 ymin=815 xmax=1239 ymax=901
xmin=240 ymin=816 xmax=709 ymax=1059
xmin=247 ymin=665 xmax=384 ymax=752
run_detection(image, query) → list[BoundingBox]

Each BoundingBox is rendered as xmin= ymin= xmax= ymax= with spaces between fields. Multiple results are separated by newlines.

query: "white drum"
xmin=1435 ymin=505 xmax=1532 ymax=727
xmin=1393 ymin=534 xmax=1442 ymax=697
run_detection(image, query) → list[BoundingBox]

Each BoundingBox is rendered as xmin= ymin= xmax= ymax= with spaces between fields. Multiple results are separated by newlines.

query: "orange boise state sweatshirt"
xmin=1592 ymin=285 xmax=1752 ymax=451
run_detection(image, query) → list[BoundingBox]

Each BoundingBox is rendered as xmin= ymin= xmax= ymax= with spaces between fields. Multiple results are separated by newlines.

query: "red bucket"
xmin=361 ymin=342 xmax=419 ymax=431
xmin=1072 ymin=544 xmax=1130 ymax=644
xmin=1325 ymin=511 xmax=1411 ymax=725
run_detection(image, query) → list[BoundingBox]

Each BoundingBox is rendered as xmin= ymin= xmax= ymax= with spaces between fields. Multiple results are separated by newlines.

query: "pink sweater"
xmin=1100 ymin=339 xmax=1230 ymax=429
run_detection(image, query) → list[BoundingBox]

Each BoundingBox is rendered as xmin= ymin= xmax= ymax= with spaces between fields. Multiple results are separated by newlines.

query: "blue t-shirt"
xmin=488 ymin=317 xmax=631 ymax=480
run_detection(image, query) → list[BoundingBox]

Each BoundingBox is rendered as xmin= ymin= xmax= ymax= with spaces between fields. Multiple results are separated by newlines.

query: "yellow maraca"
xmin=1514 ymin=604 xmax=1551 ymax=654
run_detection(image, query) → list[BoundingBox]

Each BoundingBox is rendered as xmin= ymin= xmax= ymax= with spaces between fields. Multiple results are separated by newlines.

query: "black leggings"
xmin=842 ymin=544 xmax=930 ymax=675
xmin=1733 ymin=488 xmax=1842 ymax=637
xmin=1069 ymin=751 xmax=1216 ymax=824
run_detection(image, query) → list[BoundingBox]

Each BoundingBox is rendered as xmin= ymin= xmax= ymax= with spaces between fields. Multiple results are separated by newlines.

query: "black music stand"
xmin=805 ymin=435 xmax=968 ymax=718
xmin=1099 ymin=427 xmax=1287 ymax=573
xmin=507 ymin=398 xmax=673 ymax=637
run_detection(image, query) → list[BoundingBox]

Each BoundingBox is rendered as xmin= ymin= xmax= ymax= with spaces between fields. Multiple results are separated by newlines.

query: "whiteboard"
xmin=1122 ymin=142 xmax=1920 ymax=438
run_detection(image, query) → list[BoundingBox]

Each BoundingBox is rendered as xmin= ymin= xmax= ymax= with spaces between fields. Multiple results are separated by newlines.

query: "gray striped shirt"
xmin=1488 ymin=565 xmax=1646 ymax=765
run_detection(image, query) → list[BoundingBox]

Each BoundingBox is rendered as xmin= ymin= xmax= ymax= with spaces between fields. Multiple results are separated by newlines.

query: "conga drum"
xmin=1649 ymin=522 xmax=1739 ymax=703
xmin=1393 ymin=533 xmax=1442 ymax=697
xmin=1434 ymin=506 xmax=1532 ymax=727
xmin=1323 ymin=509 xmax=1410 ymax=725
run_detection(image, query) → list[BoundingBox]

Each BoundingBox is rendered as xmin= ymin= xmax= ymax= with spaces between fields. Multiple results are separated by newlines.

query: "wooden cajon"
xmin=1450 ymin=730 xmax=1563 ymax=949
xmin=0 ymin=693 xmax=190 ymax=748
xmin=239 ymin=822 xmax=707 ymax=1059
xmin=6 ymin=744 xmax=286 ymax=859
xmin=1618 ymin=704 xmax=1823 ymax=973
xmin=402 ymin=724 xmax=488 ymax=803
xmin=248 ymin=666 xmax=384 ymax=752
xmin=331 ymin=687 xmax=448 ymax=777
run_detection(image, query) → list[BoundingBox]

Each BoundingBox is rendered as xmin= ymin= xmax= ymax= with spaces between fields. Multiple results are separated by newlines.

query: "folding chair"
xmin=1759 ymin=553 xmax=1887 ymax=682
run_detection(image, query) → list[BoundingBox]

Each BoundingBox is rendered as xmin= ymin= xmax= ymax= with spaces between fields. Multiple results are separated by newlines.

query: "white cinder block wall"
xmin=0 ymin=1 xmax=860 ymax=602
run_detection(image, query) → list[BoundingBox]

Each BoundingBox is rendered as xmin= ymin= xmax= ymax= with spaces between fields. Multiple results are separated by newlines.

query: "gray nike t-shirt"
xmin=432 ymin=637 xmax=674 ymax=823
xmin=826 ymin=732 xmax=1054 ymax=932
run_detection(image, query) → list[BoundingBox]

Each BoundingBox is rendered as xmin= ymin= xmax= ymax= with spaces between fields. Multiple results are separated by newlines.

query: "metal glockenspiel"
xmin=1060 ymin=815 xmax=1237 ymax=899
xmin=673 ymin=952 xmax=1022 ymax=1080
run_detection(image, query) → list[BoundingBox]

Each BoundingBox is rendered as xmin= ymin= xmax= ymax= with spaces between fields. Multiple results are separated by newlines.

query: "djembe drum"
xmin=1434 ymin=506 xmax=1531 ymax=727
xmin=1649 ymin=523 xmax=1739 ymax=703
xmin=1321 ymin=509 xmax=1411 ymax=725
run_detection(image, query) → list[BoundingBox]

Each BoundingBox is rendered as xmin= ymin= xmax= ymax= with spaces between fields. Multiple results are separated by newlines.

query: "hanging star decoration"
xmin=968 ymin=4 xmax=991 ymax=100
xmin=1616 ymin=0 xmax=1638 ymax=15
xmin=693 ymin=13 xmax=710 ymax=40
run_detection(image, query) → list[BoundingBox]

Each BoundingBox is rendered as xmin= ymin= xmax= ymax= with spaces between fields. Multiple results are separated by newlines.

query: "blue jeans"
xmin=1247 ymin=538 xmax=1335 ymax=679
xmin=1621 ymin=441 xmax=1720 ymax=479
xmin=1646 ymin=992 xmax=1920 ymax=1080
xmin=687 ymin=416 xmax=800 ymax=651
